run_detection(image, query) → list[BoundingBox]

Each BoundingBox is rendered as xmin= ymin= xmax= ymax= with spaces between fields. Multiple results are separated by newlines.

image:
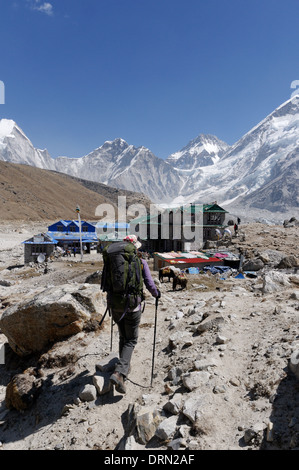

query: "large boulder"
xmin=276 ymin=255 xmax=299 ymax=269
xmin=262 ymin=271 xmax=291 ymax=294
xmin=5 ymin=372 xmax=43 ymax=411
xmin=0 ymin=283 xmax=106 ymax=356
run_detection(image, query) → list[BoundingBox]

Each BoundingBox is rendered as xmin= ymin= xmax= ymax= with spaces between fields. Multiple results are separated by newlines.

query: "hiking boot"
xmin=110 ymin=371 xmax=126 ymax=394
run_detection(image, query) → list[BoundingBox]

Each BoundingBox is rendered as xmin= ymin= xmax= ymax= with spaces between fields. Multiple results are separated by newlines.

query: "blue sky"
xmin=1 ymin=0 xmax=298 ymax=159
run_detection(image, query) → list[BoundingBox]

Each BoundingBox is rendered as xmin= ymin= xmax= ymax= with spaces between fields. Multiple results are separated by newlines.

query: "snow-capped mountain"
xmin=0 ymin=119 xmax=55 ymax=170
xmin=238 ymin=146 xmax=299 ymax=213
xmin=53 ymin=139 xmax=182 ymax=203
xmin=0 ymin=95 xmax=298 ymax=215
xmin=0 ymin=121 xmax=182 ymax=203
xmin=169 ymin=95 xmax=299 ymax=213
xmin=166 ymin=134 xmax=229 ymax=170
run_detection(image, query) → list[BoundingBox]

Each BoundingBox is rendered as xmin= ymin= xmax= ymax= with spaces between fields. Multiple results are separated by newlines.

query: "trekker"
xmin=102 ymin=235 xmax=161 ymax=394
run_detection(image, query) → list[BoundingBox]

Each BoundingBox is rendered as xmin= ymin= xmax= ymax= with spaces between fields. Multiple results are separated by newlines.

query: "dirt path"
xmin=0 ymin=221 xmax=299 ymax=451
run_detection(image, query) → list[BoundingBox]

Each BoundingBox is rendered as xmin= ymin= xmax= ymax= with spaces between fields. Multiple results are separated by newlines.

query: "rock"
xmin=85 ymin=270 xmax=102 ymax=284
xmin=0 ymin=280 xmax=12 ymax=287
xmin=243 ymin=423 xmax=265 ymax=445
xmin=93 ymin=373 xmax=112 ymax=395
xmin=155 ymin=415 xmax=177 ymax=441
xmin=260 ymin=250 xmax=285 ymax=266
xmin=164 ymin=384 xmax=175 ymax=395
xmin=118 ymin=435 xmax=140 ymax=450
xmin=95 ymin=353 xmax=119 ymax=373
xmin=290 ymin=291 xmax=299 ymax=301
xmin=125 ymin=403 xmax=162 ymax=445
xmin=242 ymin=258 xmax=264 ymax=271
xmin=213 ymin=384 xmax=227 ymax=394
xmin=61 ymin=404 xmax=75 ymax=416
xmin=197 ymin=313 xmax=225 ymax=333
xmin=187 ymin=301 xmax=206 ymax=316
xmin=189 ymin=313 xmax=203 ymax=325
xmin=174 ymin=310 xmax=184 ymax=320
xmin=262 ymin=271 xmax=291 ymax=294
xmin=243 ymin=428 xmax=256 ymax=444
xmin=0 ymin=283 xmax=106 ymax=356
xmin=216 ymin=335 xmax=229 ymax=344
xmin=266 ymin=422 xmax=274 ymax=442
xmin=5 ymin=373 xmax=43 ymax=411
xmin=229 ymin=377 xmax=241 ymax=387
xmin=289 ymin=275 xmax=299 ymax=286
xmin=289 ymin=350 xmax=299 ymax=380
xmin=193 ymin=358 xmax=218 ymax=371
xmin=54 ymin=443 xmax=64 ymax=451
xmin=163 ymin=394 xmax=184 ymax=415
xmin=182 ymin=371 xmax=210 ymax=391
xmin=168 ymin=331 xmax=193 ymax=349
xmin=182 ymin=395 xmax=205 ymax=423
xmin=79 ymin=384 xmax=97 ymax=402
xmin=167 ymin=366 xmax=183 ymax=382
xmin=276 ymin=255 xmax=298 ymax=269
xmin=167 ymin=437 xmax=187 ymax=450
xmin=133 ymin=406 xmax=162 ymax=444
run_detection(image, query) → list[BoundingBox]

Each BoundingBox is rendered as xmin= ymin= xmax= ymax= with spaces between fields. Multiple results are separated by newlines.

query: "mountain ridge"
xmin=0 ymin=95 xmax=298 ymax=216
xmin=0 ymin=160 xmax=153 ymax=221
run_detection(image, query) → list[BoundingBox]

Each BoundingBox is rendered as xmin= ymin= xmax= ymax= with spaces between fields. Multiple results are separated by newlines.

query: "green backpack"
xmin=101 ymin=241 xmax=144 ymax=317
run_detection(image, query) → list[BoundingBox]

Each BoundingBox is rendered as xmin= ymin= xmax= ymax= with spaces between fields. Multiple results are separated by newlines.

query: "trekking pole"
xmin=151 ymin=296 xmax=159 ymax=387
xmin=110 ymin=314 xmax=113 ymax=352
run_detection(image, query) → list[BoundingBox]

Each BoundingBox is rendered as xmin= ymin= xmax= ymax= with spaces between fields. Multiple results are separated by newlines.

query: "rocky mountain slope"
xmin=0 ymin=161 xmax=152 ymax=222
xmin=0 ymin=221 xmax=299 ymax=451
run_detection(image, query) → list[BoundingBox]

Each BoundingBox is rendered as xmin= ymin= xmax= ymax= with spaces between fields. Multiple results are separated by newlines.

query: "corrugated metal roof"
xmin=98 ymin=231 xmax=128 ymax=241
xmin=22 ymin=233 xmax=58 ymax=245
xmin=47 ymin=231 xmax=97 ymax=241
xmin=96 ymin=222 xmax=129 ymax=228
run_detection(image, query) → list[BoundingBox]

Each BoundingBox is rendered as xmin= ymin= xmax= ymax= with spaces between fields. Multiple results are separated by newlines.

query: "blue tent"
xmin=234 ymin=272 xmax=245 ymax=279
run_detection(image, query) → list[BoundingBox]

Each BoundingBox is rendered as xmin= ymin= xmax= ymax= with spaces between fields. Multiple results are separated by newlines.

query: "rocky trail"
xmin=0 ymin=221 xmax=299 ymax=452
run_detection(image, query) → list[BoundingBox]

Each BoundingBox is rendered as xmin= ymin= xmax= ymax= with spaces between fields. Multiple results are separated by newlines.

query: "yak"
xmin=159 ymin=266 xmax=176 ymax=283
xmin=173 ymin=272 xmax=188 ymax=291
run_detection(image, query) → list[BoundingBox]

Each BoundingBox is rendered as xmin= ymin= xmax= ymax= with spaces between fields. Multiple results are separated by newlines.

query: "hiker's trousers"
xmin=112 ymin=307 xmax=142 ymax=378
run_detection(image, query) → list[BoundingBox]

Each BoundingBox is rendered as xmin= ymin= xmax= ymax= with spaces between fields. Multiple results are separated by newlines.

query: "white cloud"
xmin=29 ymin=0 xmax=54 ymax=16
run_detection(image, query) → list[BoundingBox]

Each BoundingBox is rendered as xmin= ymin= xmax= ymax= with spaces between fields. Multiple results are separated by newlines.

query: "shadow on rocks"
xmin=260 ymin=368 xmax=299 ymax=450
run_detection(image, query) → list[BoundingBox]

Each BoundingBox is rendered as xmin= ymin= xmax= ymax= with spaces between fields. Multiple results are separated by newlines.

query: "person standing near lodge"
xmin=101 ymin=235 xmax=161 ymax=394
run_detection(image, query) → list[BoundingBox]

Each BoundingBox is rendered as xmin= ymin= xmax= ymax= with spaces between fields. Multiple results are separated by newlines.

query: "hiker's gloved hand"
xmin=156 ymin=289 xmax=161 ymax=299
